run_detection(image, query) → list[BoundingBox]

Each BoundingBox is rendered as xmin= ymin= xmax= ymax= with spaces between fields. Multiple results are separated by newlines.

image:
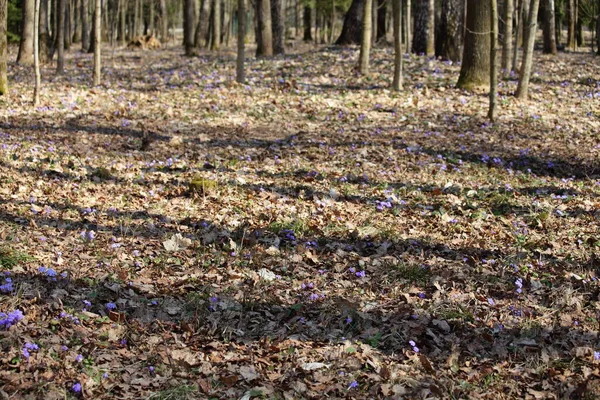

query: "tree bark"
xmin=211 ymin=0 xmax=221 ymax=50
xmin=236 ymin=0 xmax=246 ymax=82
xmin=81 ymin=0 xmax=89 ymax=49
xmin=64 ymin=0 xmax=71 ymax=49
xmin=160 ymin=0 xmax=168 ymax=41
xmin=0 ymin=0 xmax=7 ymax=94
xmin=271 ymin=0 xmax=284 ymax=53
xmin=567 ymin=0 xmax=576 ymax=50
xmin=18 ymin=0 xmax=35 ymax=65
xmin=488 ymin=0 xmax=498 ymax=121
xmin=376 ymin=0 xmax=386 ymax=42
xmin=73 ymin=0 xmax=80 ymax=43
xmin=39 ymin=0 xmax=50 ymax=63
xmin=426 ymin=0 xmax=434 ymax=55
xmin=597 ymin=2 xmax=600 ymax=55
xmin=34 ymin=0 xmax=41 ymax=104
xmin=335 ymin=0 xmax=363 ymax=45
xmin=542 ymin=0 xmax=556 ymax=54
xmin=358 ymin=0 xmax=372 ymax=73
xmin=184 ymin=0 xmax=195 ymax=53
xmin=93 ymin=0 xmax=100 ymax=85
xmin=511 ymin=0 xmax=523 ymax=73
xmin=412 ymin=0 xmax=427 ymax=53
xmin=256 ymin=0 xmax=273 ymax=56
xmin=303 ymin=5 xmax=312 ymax=41
xmin=456 ymin=0 xmax=490 ymax=90
xmin=57 ymin=0 xmax=65 ymax=73
xmin=404 ymin=0 xmax=410 ymax=50
xmin=392 ymin=0 xmax=402 ymax=90
xmin=437 ymin=0 xmax=463 ymax=61
xmin=500 ymin=0 xmax=512 ymax=74
xmin=515 ymin=0 xmax=539 ymax=100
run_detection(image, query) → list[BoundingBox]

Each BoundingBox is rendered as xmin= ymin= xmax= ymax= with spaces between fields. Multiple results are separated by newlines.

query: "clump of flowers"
xmin=80 ymin=230 xmax=96 ymax=242
xmin=0 ymin=309 xmax=24 ymax=329
xmin=0 ymin=274 xmax=13 ymax=293
xmin=22 ymin=342 xmax=39 ymax=359
xmin=409 ymin=340 xmax=419 ymax=353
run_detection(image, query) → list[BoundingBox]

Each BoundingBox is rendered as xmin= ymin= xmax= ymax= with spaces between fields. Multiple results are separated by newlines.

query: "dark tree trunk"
xmin=436 ymin=0 xmax=463 ymax=61
xmin=81 ymin=0 xmax=89 ymax=50
xmin=542 ymin=0 xmax=556 ymax=54
xmin=271 ymin=0 xmax=284 ymax=53
xmin=184 ymin=0 xmax=195 ymax=54
xmin=160 ymin=0 xmax=168 ymax=42
xmin=57 ymin=0 xmax=65 ymax=72
xmin=87 ymin=0 xmax=95 ymax=52
xmin=376 ymin=0 xmax=386 ymax=42
xmin=335 ymin=0 xmax=363 ymax=44
xmin=303 ymin=5 xmax=312 ymax=41
xmin=17 ymin=0 xmax=35 ymax=65
xmin=0 ymin=0 xmax=7 ymax=94
xmin=256 ymin=0 xmax=273 ymax=56
xmin=195 ymin=0 xmax=210 ymax=47
xmin=456 ymin=0 xmax=490 ymax=90
xmin=64 ymin=0 xmax=71 ymax=49
xmin=39 ymin=0 xmax=50 ymax=63
xmin=411 ymin=0 xmax=427 ymax=54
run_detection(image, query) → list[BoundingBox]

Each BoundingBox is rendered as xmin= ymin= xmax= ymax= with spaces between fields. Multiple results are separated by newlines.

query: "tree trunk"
xmin=335 ymin=0 xmax=363 ymax=44
xmin=358 ymin=0 xmax=372 ymax=73
xmin=542 ymin=0 xmax=556 ymax=54
xmin=597 ymin=3 xmax=600 ymax=55
xmin=392 ymin=0 xmax=402 ymax=90
xmin=39 ymin=0 xmax=50 ymax=63
xmin=160 ymin=0 xmax=168 ymax=41
xmin=371 ymin=0 xmax=376 ymax=45
xmin=426 ymin=0 xmax=434 ymax=55
xmin=195 ymin=0 xmax=210 ymax=46
xmin=133 ymin=0 xmax=140 ymax=36
xmin=93 ymin=0 xmax=100 ymax=85
xmin=184 ymin=0 xmax=195 ymax=53
xmin=73 ymin=0 xmax=80 ymax=42
xmin=567 ymin=0 xmax=575 ymax=50
xmin=376 ymin=0 xmax=386 ymax=42
xmin=81 ymin=0 xmax=89 ymax=49
xmin=488 ymin=0 xmax=498 ymax=121
xmin=511 ymin=0 xmax=523 ymax=73
xmin=303 ymin=5 xmax=312 ymax=41
xmin=34 ymin=0 xmax=41 ymax=104
xmin=500 ymin=0 xmax=512 ymax=74
xmin=118 ymin=0 xmax=125 ymax=44
xmin=17 ymin=0 xmax=35 ymax=65
xmin=271 ymin=0 xmax=284 ymax=53
xmin=412 ymin=0 xmax=427 ymax=53
xmin=456 ymin=0 xmax=490 ymax=90
xmin=64 ymin=0 xmax=71 ymax=49
xmin=0 ymin=0 xmax=7 ymax=94
xmin=236 ymin=0 xmax=245 ymax=82
xmin=515 ymin=0 xmax=539 ymax=100
xmin=57 ymin=0 xmax=65 ymax=72
xmin=437 ymin=0 xmax=463 ymax=61
xmin=256 ymin=0 xmax=273 ymax=56
xmin=404 ymin=0 xmax=410 ymax=49
xmin=210 ymin=0 xmax=221 ymax=49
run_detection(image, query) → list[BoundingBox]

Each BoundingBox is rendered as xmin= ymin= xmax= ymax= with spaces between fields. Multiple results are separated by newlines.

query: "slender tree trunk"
xmin=272 ymin=0 xmax=284 ymax=53
xmin=81 ymin=0 xmax=89 ymax=49
xmin=392 ymin=0 xmax=402 ymax=90
xmin=567 ymin=0 xmax=576 ymax=50
xmin=303 ymin=5 xmax=312 ymax=40
xmin=500 ymin=0 xmax=512 ymax=74
xmin=133 ymin=0 xmax=140 ymax=35
xmin=237 ymin=0 xmax=245 ymax=82
xmin=488 ymin=0 xmax=498 ymax=120
xmin=93 ymin=0 xmax=100 ymax=85
xmin=160 ymin=0 xmax=168 ymax=41
xmin=371 ymin=0 xmax=377 ymax=45
xmin=426 ymin=0 xmax=434 ymax=55
xmin=412 ymin=0 xmax=427 ymax=53
xmin=376 ymin=0 xmax=386 ymax=42
xmin=511 ymin=0 xmax=523 ymax=73
xmin=73 ymin=0 xmax=80 ymax=42
xmin=18 ymin=0 xmax=35 ymax=64
xmin=335 ymin=0 xmax=363 ymax=44
xmin=256 ymin=0 xmax=273 ymax=55
xmin=456 ymin=0 xmax=490 ymax=90
xmin=329 ymin=0 xmax=335 ymax=42
xmin=34 ymin=0 xmax=41 ymax=104
xmin=404 ymin=0 xmax=410 ymax=50
xmin=39 ymin=0 xmax=50 ymax=62
xmin=119 ymin=0 xmax=125 ymax=44
xmin=542 ymin=0 xmax=556 ymax=54
xmin=184 ymin=0 xmax=195 ymax=53
xmin=515 ymin=0 xmax=539 ymax=99
xmin=359 ymin=0 xmax=372 ymax=73
xmin=0 ymin=0 xmax=6 ymax=95
xmin=195 ymin=0 xmax=209 ymax=46
xmin=597 ymin=3 xmax=600 ymax=55
xmin=64 ymin=0 xmax=71 ymax=49
xmin=437 ymin=0 xmax=464 ymax=61
xmin=57 ymin=0 xmax=65 ymax=73
xmin=211 ymin=0 xmax=221 ymax=49
xmin=149 ymin=0 xmax=154 ymax=33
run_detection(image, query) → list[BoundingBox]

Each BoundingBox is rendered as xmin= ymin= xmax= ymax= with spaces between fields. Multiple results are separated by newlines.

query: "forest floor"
xmin=0 ymin=43 xmax=599 ymax=399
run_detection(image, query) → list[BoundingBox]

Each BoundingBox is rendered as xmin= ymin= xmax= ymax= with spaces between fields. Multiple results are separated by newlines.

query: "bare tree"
xmin=335 ymin=0 xmax=362 ymax=44
xmin=160 ymin=0 xmax=168 ymax=42
xmin=359 ymin=0 xmax=372 ymax=73
xmin=489 ymin=0 xmax=498 ymax=121
xmin=256 ymin=0 xmax=273 ymax=56
xmin=437 ymin=0 xmax=464 ymax=61
xmin=57 ymin=0 xmax=66 ymax=73
xmin=34 ymin=0 xmax=41 ymax=104
xmin=426 ymin=0 xmax=434 ymax=55
xmin=457 ymin=0 xmax=490 ymax=90
xmin=81 ymin=0 xmax=89 ymax=49
xmin=0 ymin=0 xmax=7 ymax=95
xmin=567 ymin=0 xmax=576 ymax=50
xmin=515 ymin=0 xmax=540 ymax=100
xmin=211 ymin=0 xmax=221 ymax=50
xmin=184 ymin=0 xmax=195 ymax=54
xmin=542 ymin=0 xmax=557 ymax=54
xmin=392 ymin=0 xmax=403 ymax=90
xmin=511 ymin=0 xmax=524 ymax=73
xmin=500 ymin=0 xmax=513 ymax=75
xmin=39 ymin=0 xmax=50 ymax=63
xmin=93 ymin=0 xmax=101 ymax=86
xmin=236 ymin=0 xmax=246 ymax=82
xmin=271 ymin=0 xmax=284 ymax=54
xmin=18 ymin=0 xmax=35 ymax=65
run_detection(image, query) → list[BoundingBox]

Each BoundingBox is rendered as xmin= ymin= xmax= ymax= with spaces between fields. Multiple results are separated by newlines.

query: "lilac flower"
xmin=148 ymin=366 xmax=155 ymax=373
xmin=355 ymin=271 xmax=366 ymax=278
xmin=102 ymin=372 xmax=109 ymax=379
xmin=0 ymin=277 xmax=13 ymax=293
xmin=348 ymin=380 xmax=359 ymax=389
xmin=105 ymin=302 xmax=117 ymax=310
xmin=595 ymin=351 xmax=600 ymax=361
xmin=72 ymin=383 xmax=82 ymax=393
xmin=487 ymin=298 xmax=495 ymax=306
xmin=75 ymin=354 xmax=84 ymax=362
xmin=0 ymin=309 xmax=24 ymax=329
xmin=409 ymin=340 xmax=420 ymax=352
xmin=61 ymin=345 xmax=69 ymax=351
xmin=515 ymin=278 xmax=523 ymax=294
xmin=345 ymin=316 xmax=353 ymax=324
xmin=82 ymin=300 xmax=92 ymax=310
xmin=417 ymin=292 xmax=426 ymax=299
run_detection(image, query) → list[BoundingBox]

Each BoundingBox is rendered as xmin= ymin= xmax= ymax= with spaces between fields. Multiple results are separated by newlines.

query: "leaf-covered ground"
xmin=0 ymin=43 xmax=600 ymax=399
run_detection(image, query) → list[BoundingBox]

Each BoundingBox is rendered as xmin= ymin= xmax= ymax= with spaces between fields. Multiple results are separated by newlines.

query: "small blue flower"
xmin=348 ymin=380 xmax=359 ymax=389
xmin=105 ymin=302 xmax=117 ymax=310
xmin=72 ymin=382 xmax=82 ymax=393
